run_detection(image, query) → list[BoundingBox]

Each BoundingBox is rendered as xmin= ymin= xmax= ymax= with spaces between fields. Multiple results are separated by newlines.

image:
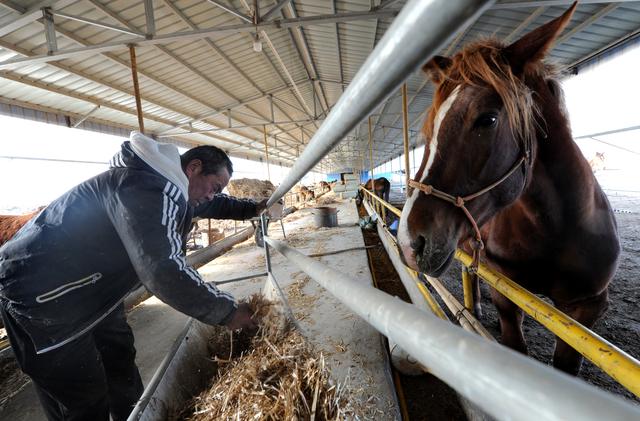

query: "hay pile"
xmin=227 ymin=179 xmax=276 ymax=200
xmin=0 ymin=357 xmax=30 ymax=412
xmin=316 ymin=195 xmax=340 ymax=206
xmin=185 ymin=295 xmax=352 ymax=420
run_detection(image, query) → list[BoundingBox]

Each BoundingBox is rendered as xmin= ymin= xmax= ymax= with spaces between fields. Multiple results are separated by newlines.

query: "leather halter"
xmin=408 ymin=153 xmax=528 ymax=272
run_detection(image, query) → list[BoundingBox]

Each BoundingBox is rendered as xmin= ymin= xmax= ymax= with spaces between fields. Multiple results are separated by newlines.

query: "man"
xmin=0 ymin=132 xmax=267 ymax=420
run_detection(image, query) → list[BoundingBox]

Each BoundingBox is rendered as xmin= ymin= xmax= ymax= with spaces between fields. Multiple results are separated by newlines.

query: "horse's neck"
xmin=517 ymin=111 xmax=601 ymax=229
xmin=495 ymin=82 xmax=599 ymax=233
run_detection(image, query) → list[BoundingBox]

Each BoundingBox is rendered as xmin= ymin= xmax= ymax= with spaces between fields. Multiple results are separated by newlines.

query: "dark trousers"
xmin=1 ymin=304 xmax=144 ymax=421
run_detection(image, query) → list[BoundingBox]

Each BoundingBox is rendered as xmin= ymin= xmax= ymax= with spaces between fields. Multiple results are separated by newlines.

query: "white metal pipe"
xmin=264 ymin=237 xmax=640 ymax=421
xmin=363 ymin=200 xmax=431 ymax=376
xmin=266 ymin=0 xmax=495 ymax=206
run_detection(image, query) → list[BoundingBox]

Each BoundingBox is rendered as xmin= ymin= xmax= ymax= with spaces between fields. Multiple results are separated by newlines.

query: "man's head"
xmin=180 ymin=146 xmax=233 ymax=207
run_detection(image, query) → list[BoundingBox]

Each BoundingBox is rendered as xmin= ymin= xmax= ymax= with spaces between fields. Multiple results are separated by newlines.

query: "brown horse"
xmin=297 ymin=186 xmax=315 ymax=202
xmin=363 ymin=177 xmax=391 ymax=202
xmin=319 ymin=181 xmax=330 ymax=193
xmin=0 ymin=207 xmax=45 ymax=246
xmin=398 ymin=3 xmax=619 ymax=375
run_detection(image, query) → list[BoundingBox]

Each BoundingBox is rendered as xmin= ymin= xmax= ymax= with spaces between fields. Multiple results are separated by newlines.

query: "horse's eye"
xmin=474 ymin=114 xmax=497 ymax=128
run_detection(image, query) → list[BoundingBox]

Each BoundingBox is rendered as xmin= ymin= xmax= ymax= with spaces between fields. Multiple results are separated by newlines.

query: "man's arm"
xmin=107 ymin=178 xmax=252 ymax=328
xmin=193 ymin=193 xmax=265 ymax=220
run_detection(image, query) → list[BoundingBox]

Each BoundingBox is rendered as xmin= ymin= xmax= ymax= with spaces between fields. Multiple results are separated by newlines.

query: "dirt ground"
xmin=434 ymin=197 xmax=640 ymax=405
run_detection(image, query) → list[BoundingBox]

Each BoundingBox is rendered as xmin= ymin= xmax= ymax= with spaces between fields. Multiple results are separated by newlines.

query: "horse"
xmin=0 ymin=206 xmax=45 ymax=246
xmin=319 ymin=181 xmax=330 ymax=193
xmin=397 ymin=2 xmax=619 ymax=375
xmin=359 ymin=177 xmax=391 ymax=203
xmin=297 ymin=186 xmax=315 ymax=203
xmin=588 ymin=152 xmax=606 ymax=173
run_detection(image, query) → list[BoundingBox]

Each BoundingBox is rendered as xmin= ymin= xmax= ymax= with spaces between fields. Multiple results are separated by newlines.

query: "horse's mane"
xmin=426 ymin=38 xmax=559 ymax=149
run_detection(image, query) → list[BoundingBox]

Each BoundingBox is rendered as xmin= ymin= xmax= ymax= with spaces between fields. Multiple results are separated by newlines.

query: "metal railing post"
xmin=462 ymin=266 xmax=474 ymax=313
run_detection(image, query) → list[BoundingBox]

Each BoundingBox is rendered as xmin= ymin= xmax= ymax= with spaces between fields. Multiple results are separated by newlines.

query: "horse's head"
xmin=398 ymin=3 xmax=576 ymax=275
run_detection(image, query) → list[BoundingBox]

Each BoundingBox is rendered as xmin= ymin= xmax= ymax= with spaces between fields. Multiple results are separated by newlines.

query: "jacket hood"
xmin=110 ymin=132 xmax=189 ymax=201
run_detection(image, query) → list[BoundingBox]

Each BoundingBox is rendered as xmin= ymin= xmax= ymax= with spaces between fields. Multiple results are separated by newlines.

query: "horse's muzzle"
xmin=412 ymin=236 xmax=456 ymax=277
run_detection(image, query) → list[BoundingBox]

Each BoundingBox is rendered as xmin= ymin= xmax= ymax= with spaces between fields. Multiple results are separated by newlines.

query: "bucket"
xmin=312 ymin=206 xmax=338 ymax=228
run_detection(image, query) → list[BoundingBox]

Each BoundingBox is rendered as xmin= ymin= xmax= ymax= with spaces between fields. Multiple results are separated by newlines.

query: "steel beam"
xmin=574 ymin=125 xmax=640 ymax=140
xmin=42 ymin=7 xmax=57 ymax=54
xmin=206 ymin=0 xmax=253 ymax=23
xmin=0 ymin=10 xmax=399 ymax=70
xmin=0 ymin=0 xmax=76 ymax=38
xmin=160 ymin=0 xmax=311 ymax=143
xmin=158 ymin=119 xmax=317 ymax=136
xmin=50 ymin=10 xmax=144 ymax=37
xmin=72 ymin=104 xmax=101 ymax=128
xmin=333 ymin=0 xmax=345 ymax=93
xmin=492 ymin=0 xmax=625 ymax=9
xmin=0 ymin=0 xmax=25 ymax=13
xmin=159 ymin=0 xmax=308 ymax=150
xmin=262 ymin=0 xmax=291 ymax=21
xmin=86 ymin=2 xmax=300 ymax=157
xmin=557 ymin=3 xmax=619 ymax=45
xmin=503 ymin=6 xmax=545 ymax=44
xmin=144 ymin=0 xmax=155 ymax=38
xmin=282 ymin=3 xmax=330 ymax=115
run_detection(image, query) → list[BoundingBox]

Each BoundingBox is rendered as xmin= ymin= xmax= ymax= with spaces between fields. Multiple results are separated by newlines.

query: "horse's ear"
xmin=504 ymin=1 xmax=577 ymax=75
xmin=422 ymin=56 xmax=452 ymax=84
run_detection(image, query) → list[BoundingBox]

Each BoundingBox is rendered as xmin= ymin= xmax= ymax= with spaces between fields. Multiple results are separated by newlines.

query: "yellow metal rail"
xmin=456 ymin=249 xmax=640 ymax=398
xmin=359 ymin=186 xmax=640 ymax=398
xmin=360 ymin=187 xmax=402 ymax=218
xmin=376 ymin=216 xmax=448 ymax=320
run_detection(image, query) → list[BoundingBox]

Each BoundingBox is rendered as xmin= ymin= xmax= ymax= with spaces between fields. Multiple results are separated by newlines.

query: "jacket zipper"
xmin=36 ymin=272 xmax=103 ymax=303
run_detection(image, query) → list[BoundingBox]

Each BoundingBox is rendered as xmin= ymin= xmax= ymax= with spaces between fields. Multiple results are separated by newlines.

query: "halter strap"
xmin=408 ymin=154 xmax=527 ymax=272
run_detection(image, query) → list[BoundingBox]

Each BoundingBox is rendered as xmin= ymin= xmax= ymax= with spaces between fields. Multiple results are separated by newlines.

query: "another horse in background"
xmin=0 ymin=207 xmax=46 ymax=246
xmin=297 ymin=186 xmax=315 ymax=203
xmin=319 ymin=181 xmax=330 ymax=193
xmin=398 ymin=3 xmax=619 ymax=375
xmin=588 ymin=151 xmax=606 ymax=173
xmin=364 ymin=177 xmax=391 ymax=202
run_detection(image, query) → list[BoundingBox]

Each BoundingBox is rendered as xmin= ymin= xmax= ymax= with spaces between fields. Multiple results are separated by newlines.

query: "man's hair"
xmin=180 ymin=145 xmax=233 ymax=176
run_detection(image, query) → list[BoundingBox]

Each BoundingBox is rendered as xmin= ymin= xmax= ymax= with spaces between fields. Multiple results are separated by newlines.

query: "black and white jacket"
xmin=0 ymin=133 xmax=258 ymax=354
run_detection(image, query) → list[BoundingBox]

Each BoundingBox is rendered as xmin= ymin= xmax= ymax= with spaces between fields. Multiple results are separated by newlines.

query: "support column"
xmin=368 ymin=116 xmax=373 ymax=183
xmin=263 ymin=125 xmax=271 ymax=180
xmin=402 ymin=83 xmax=410 ymax=197
xmin=128 ymin=45 xmax=145 ymax=134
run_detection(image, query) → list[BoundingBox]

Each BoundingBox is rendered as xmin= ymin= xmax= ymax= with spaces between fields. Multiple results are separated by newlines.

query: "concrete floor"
xmin=1 ymin=194 xmax=399 ymax=420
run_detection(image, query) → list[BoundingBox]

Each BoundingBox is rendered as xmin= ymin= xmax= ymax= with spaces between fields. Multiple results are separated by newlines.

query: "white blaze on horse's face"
xmin=422 ymin=85 xmax=460 ymax=183
xmin=398 ymin=86 xmax=460 ymax=270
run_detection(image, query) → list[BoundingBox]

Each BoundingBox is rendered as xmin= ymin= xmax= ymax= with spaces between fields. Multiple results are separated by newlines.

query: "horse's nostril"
xmin=410 ymin=235 xmax=425 ymax=255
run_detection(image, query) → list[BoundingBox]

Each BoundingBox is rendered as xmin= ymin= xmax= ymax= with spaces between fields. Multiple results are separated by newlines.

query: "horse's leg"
xmin=491 ymin=287 xmax=527 ymax=354
xmin=552 ymin=290 xmax=609 ymax=375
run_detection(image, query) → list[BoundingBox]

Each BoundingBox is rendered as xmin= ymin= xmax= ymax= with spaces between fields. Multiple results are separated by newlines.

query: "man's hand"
xmin=224 ymin=303 xmax=258 ymax=331
xmin=255 ymin=199 xmax=268 ymax=215
xmin=255 ymin=198 xmax=284 ymax=218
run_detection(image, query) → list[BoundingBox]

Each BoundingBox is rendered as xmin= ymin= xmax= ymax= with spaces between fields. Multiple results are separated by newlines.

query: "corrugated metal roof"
xmin=0 ymin=0 xmax=638 ymax=172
